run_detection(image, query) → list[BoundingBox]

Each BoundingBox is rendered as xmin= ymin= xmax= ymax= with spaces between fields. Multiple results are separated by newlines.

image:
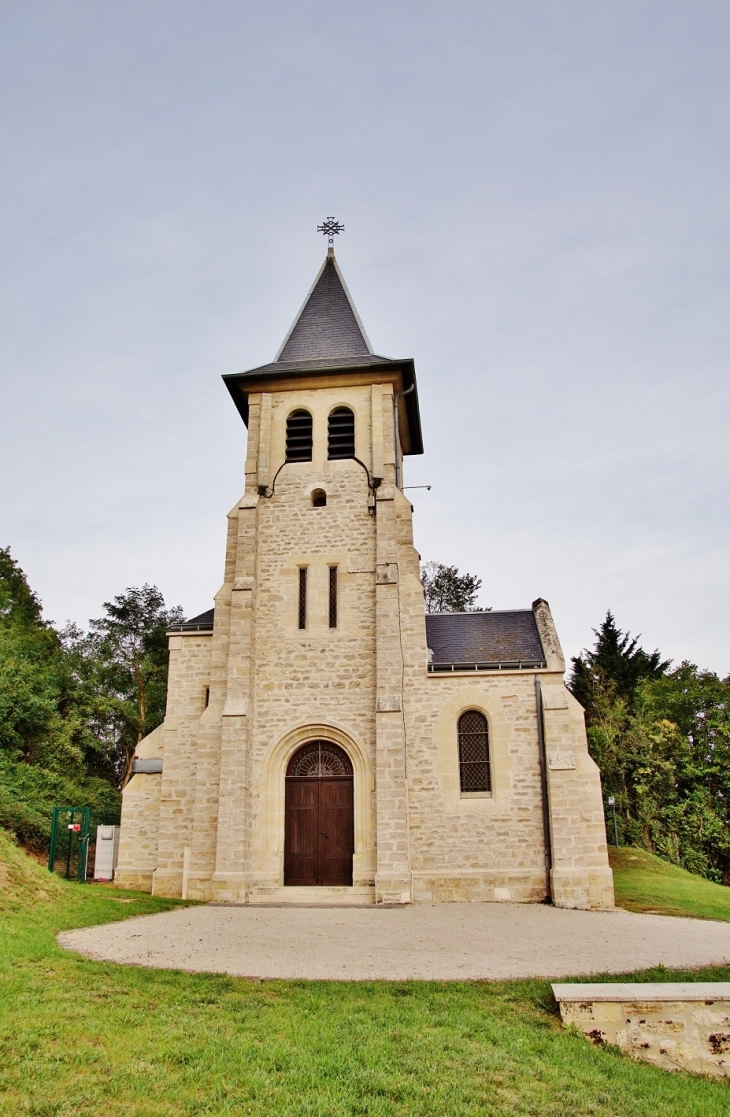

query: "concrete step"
xmin=248 ymin=885 xmax=375 ymax=906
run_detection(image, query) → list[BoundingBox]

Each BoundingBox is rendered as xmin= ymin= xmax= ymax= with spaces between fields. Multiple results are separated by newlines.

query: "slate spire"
xmin=275 ymin=252 xmax=373 ymax=363
xmin=223 ymin=244 xmax=424 ymax=455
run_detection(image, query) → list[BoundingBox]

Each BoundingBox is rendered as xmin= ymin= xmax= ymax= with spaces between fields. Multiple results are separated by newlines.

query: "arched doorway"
xmin=284 ymin=741 xmax=354 ymax=886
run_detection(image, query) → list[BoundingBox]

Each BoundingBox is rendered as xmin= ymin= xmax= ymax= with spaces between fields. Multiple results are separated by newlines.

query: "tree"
xmin=0 ymin=547 xmax=76 ymax=767
xmin=0 ymin=546 xmax=44 ymax=627
xmin=569 ymin=610 xmax=730 ymax=884
xmin=569 ymin=610 xmax=670 ymax=721
xmin=78 ymin=586 xmax=184 ymax=787
xmin=0 ymin=547 xmax=122 ymax=847
xmin=421 ymin=562 xmax=486 ymax=613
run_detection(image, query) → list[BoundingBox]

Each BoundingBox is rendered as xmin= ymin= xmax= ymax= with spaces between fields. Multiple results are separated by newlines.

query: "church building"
xmin=115 ymin=232 xmax=614 ymax=910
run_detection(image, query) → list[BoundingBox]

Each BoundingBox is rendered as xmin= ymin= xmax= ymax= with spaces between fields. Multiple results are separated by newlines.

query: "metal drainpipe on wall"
xmin=534 ymin=675 xmax=553 ymax=900
xmin=393 ymin=383 xmax=415 ymax=489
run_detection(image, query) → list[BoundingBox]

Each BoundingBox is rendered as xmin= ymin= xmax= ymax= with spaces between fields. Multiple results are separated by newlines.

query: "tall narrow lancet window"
xmin=298 ymin=567 xmax=308 ymax=630
xmin=329 ymin=566 xmax=338 ymax=628
xmin=286 ymin=410 xmax=313 ymax=462
xmin=327 ymin=407 xmax=355 ymax=459
xmin=458 ymin=711 xmax=491 ymax=793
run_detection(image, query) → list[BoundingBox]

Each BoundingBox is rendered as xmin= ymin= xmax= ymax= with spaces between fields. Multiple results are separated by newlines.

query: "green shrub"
xmin=0 ymin=756 xmax=120 ymax=850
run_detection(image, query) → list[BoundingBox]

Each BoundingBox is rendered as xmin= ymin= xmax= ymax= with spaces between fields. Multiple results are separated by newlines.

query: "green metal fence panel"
xmin=48 ymin=806 xmax=91 ymax=882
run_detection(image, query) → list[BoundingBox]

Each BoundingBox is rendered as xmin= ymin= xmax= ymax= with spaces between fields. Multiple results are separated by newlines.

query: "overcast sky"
xmin=1 ymin=1 xmax=728 ymax=673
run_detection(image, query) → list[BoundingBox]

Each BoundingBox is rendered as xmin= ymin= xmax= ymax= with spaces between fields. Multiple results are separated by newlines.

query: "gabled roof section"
xmin=275 ymin=253 xmax=373 ymax=362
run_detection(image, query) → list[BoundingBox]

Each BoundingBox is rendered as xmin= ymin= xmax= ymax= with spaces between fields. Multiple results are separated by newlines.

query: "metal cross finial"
xmin=317 ymin=216 xmax=344 ymax=251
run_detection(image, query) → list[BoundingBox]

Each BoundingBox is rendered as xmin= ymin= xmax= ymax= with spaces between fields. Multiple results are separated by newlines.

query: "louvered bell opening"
xmin=286 ymin=410 xmax=313 ymax=462
xmin=327 ymin=407 xmax=355 ymax=460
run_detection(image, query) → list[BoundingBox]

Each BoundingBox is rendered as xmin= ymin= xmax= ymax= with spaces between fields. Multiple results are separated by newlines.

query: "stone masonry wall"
xmin=246 ymin=384 xmax=379 ymax=892
xmin=555 ymin=984 xmax=730 ymax=1078
xmin=392 ymin=479 xmax=612 ymax=908
xmin=115 ymin=722 xmax=165 ymax=891
xmin=393 ymin=486 xmax=547 ymax=903
xmin=150 ymin=634 xmax=213 ymax=897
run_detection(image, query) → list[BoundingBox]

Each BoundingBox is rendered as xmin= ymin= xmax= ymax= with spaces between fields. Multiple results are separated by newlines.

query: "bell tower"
xmin=116 ymin=223 xmax=614 ymax=913
xmin=175 ymin=224 xmax=426 ymax=903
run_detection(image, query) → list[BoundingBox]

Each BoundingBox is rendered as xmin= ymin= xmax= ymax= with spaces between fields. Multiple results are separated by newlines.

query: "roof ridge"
xmin=425 ymin=609 xmax=532 ymax=617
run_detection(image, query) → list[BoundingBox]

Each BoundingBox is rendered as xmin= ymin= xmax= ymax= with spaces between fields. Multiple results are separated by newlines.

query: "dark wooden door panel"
xmin=285 ymin=775 xmax=353 ymax=886
xmin=319 ymin=778 xmax=354 ymax=886
xmin=284 ymin=779 xmax=319 ymax=885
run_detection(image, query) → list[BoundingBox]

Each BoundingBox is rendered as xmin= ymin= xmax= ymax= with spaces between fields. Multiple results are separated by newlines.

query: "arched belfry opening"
xmin=286 ymin=409 xmax=313 ymax=462
xmin=284 ymin=741 xmax=354 ymax=886
xmin=328 ymin=407 xmax=355 ymax=459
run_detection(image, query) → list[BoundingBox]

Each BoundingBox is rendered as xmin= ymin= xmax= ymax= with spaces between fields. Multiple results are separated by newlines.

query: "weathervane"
xmin=317 ymin=216 xmax=344 ymax=252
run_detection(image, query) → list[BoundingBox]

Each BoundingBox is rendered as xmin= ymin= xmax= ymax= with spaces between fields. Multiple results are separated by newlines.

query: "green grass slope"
xmin=1 ymin=831 xmax=730 ymax=1114
xmin=610 ymin=846 xmax=730 ymax=922
xmin=0 ymin=825 xmax=67 ymax=913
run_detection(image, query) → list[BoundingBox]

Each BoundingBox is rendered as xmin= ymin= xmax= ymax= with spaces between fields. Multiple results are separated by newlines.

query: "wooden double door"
xmin=284 ymin=741 xmax=354 ymax=887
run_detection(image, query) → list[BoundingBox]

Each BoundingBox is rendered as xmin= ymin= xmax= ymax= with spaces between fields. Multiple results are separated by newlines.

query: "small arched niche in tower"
xmin=311 ymin=488 xmax=327 ymax=507
xmin=327 ymin=407 xmax=355 ymax=460
xmin=286 ymin=409 xmax=313 ymax=462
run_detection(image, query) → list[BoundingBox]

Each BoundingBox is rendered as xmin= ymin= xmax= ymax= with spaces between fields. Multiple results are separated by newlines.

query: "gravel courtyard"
xmin=59 ymin=902 xmax=730 ymax=980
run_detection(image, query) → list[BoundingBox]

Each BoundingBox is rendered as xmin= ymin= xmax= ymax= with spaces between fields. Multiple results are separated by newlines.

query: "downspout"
xmin=393 ymin=383 xmax=415 ymax=490
xmin=535 ymin=675 xmax=553 ymax=900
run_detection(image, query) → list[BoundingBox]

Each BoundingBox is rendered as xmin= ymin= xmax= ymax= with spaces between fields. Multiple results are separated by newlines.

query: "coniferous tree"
xmin=569 ymin=610 xmax=670 ymax=720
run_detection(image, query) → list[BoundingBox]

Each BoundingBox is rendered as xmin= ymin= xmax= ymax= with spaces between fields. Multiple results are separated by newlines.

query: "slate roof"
xmin=222 ymin=250 xmax=423 ymax=455
xmin=168 ymin=608 xmax=215 ymax=633
xmin=426 ymin=611 xmax=546 ymax=670
xmin=277 ymin=254 xmax=372 ymax=362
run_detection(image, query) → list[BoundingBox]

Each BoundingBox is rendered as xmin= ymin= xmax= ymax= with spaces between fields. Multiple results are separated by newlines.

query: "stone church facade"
xmin=115 ymin=245 xmax=614 ymax=910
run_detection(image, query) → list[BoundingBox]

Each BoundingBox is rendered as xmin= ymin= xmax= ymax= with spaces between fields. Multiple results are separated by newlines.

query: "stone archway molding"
xmin=251 ymin=722 xmax=375 ymax=893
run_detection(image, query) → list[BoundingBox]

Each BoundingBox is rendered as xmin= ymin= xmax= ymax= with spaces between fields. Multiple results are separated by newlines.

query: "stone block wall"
xmin=151 ymin=633 xmax=213 ymax=897
xmin=391 ymin=476 xmax=612 ymax=908
xmin=115 ymin=723 xmax=165 ymax=891
xmin=395 ymin=497 xmax=548 ymax=903
xmin=554 ymin=983 xmax=730 ymax=1078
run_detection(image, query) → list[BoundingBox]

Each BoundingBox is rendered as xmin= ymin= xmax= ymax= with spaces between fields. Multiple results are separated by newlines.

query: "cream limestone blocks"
xmin=554 ymin=984 xmax=730 ymax=1078
xmin=115 ymin=722 xmax=165 ymax=892
xmin=542 ymin=685 xmax=615 ymax=910
xmin=406 ymin=676 xmax=548 ymax=904
xmin=117 ymin=341 xmax=613 ymax=910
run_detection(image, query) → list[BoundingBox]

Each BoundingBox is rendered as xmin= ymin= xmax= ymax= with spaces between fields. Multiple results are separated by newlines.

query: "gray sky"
xmin=1 ymin=1 xmax=728 ymax=673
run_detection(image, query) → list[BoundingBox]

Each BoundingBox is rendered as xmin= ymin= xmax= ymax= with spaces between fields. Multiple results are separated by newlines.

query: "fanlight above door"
xmin=287 ymin=741 xmax=353 ymax=778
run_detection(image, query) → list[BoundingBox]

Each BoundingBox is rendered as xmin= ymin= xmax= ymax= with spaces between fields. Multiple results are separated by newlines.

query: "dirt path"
xmin=59 ymin=902 xmax=730 ymax=980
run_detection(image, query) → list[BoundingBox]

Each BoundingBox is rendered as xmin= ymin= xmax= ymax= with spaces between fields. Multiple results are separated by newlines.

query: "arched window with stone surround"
xmin=327 ymin=407 xmax=355 ymax=459
xmin=286 ymin=409 xmax=313 ymax=462
xmin=458 ymin=710 xmax=491 ymax=793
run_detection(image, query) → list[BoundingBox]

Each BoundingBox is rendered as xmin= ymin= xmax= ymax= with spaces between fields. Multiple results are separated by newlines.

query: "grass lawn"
xmin=610 ymin=846 xmax=730 ymax=921
xmin=2 ymin=832 xmax=730 ymax=1115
